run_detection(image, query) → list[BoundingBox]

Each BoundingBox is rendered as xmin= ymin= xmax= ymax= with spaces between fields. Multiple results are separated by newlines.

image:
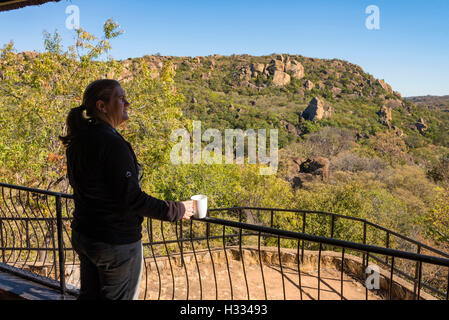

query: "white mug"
xmin=191 ymin=195 xmax=207 ymax=219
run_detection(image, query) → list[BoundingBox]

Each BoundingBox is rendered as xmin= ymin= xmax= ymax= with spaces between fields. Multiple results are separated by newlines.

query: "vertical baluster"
xmin=278 ymin=235 xmax=286 ymax=300
xmin=417 ymin=261 xmax=422 ymax=300
xmin=296 ymin=239 xmax=303 ymax=300
xmin=25 ymin=220 xmax=30 ymax=249
xmin=239 ymin=226 xmax=250 ymax=300
xmin=189 ymin=219 xmax=202 ymax=300
xmin=175 ymin=220 xmax=189 ymax=300
xmin=258 ymin=231 xmax=267 ymax=300
xmin=330 ymin=214 xmax=335 ymax=239
xmin=389 ymin=256 xmax=395 ymax=300
xmin=318 ymin=243 xmax=322 ymax=300
xmin=362 ymin=221 xmax=367 ymax=269
xmin=446 ymin=267 xmax=449 ymax=301
xmin=365 ymin=253 xmax=369 ymax=300
xmin=301 ymin=212 xmax=306 ymax=263
xmin=413 ymin=244 xmax=421 ymax=299
xmin=385 ymin=232 xmax=390 ymax=265
xmin=179 ymin=221 xmax=184 ymax=267
xmin=341 ymin=248 xmax=345 ymax=300
xmin=148 ymin=219 xmax=161 ymax=300
xmin=55 ymin=196 xmax=66 ymax=296
xmin=205 ymin=223 xmax=218 ymax=300
xmin=50 ymin=218 xmax=57 ymax=282
xmin=161 ymin=221 xmax=175 ymax=300
xmin=0 ymin=219 xmax=4 ymax=263
xmin=222 ymin=225 xmax=233 ymax=300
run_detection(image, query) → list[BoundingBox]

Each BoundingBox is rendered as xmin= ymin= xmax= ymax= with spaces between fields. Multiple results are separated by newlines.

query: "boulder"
xmin=299 ymin=157 xmax=330 ymax=182
xmin=304 ymin=79 xmax=315 ymax=90
xmin=280 ymin=120 xmax=300 ymax=137
xmin=324 ymin=106 xmax=334 ymax=118
xmin=415 ymin=118 xmax=428 ymax=134
xmin=377 ymin=105 xmax=392 ymax=128
xmin=331 ymin=87 xmax=342 ymax=95
xmin=282 ymin=156 xmax=330 ymax=188
xmin=251 ymin=63 xmax=265 ymax=73
xmin=385 ymin=99 xmax=403 ymax=109
xmin=378 ymin=79 xmax=393 ymax=94
xmin=239 ymin=66 xmax=252 ymax=81
xmin=276 ymin=54 xmax=286 ymax=62
xmin=391 ymin=125 xmax=404 ymax=137
xmin=267 ymin=59 xmax=285 ymax=74
xmin=272 ymin=70 xmax=291 ymax=86
xmin=301 ymin=97 xmax=331 ymax=121
xmin=284 ymin=60 xmax=304 ymax=80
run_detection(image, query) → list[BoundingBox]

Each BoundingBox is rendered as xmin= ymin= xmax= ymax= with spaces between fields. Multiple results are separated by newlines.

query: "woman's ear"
xmin=96 ymin=100 xmax=107 ymax=114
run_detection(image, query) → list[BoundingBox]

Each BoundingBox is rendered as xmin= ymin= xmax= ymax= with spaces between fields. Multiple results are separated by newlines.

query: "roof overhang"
xmin=0 ymin=0 xmax=60 ymax=12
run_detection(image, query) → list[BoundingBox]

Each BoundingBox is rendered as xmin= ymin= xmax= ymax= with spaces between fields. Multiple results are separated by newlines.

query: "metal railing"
xmin=1 ymin=182 xmax=449 ymax=300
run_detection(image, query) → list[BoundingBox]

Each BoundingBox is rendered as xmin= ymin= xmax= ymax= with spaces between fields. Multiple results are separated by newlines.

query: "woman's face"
xmin=101 ymin=85 xmax=130 ymax=128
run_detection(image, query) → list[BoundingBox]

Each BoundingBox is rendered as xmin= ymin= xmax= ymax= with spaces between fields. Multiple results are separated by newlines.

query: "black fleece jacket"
xmin=66 ymin=120 xmax=185 ymax=244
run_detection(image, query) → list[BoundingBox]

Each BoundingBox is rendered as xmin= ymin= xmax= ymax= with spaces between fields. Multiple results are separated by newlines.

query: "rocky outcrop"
xmin=239 ymin=65 xmax=252 ymax=81
xmin=239 ymin=55 xmax=305 ymax=87
xmin=284 ymin=60 xmax=304 ymax=80
xmin=304 ymin=79 xmax=315 ymax=90
xmin=378 ymin=79 xmax=393 ymax=94
xmin=282 ymin=156 xmax=330 ymax=188
xmin=300 ymin=157 xmax=330 ymax=181
xmin=267 ymin=59 xmax=285 ymax=74
xmin=250 ymin=63 xmax=265 ymax=77
xmin=377 ymin=105 xmax=392 ymax=128
xmin=301 ymin=97 xmax=332 ymax=121
xmin=331 ymin=87 xmax=342 ymax=95
xmin=280 ymin=120 xmax=300 ymax=137
xmin=391 ymin=125 xmax=404 ymax=137
xmin=415 ymin=118 xmax=428 ymax=134
xmin=272 ymin=70 xmax=291 ymax=86
xmin=385 ymin=98 xmax=403 ymax=109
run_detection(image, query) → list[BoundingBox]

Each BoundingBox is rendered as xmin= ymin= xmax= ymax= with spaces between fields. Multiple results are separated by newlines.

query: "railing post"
xmin=389 ymin=256 xmax=395 ymax=300
xmin=362 ymin=221 xmax=367 ymax=268
xmin=180 ymin=221 xmax=184 ymax=267
xmin=413 ymin=244 xmax=421 ymax=299
xmin=446 ymin=268 xmax=449 ymax=300
xmin=301 ymin=212 xmax=306 ymax=263
xmin=55 ymin=195 xmax=66 ymax=296
xmin=385 ymin=231 xmax=390 ymax=264
xmin=330 ymin=214 xmax=335 ymax=239
xmin=0 ymin=219 xmax=4 ymax=263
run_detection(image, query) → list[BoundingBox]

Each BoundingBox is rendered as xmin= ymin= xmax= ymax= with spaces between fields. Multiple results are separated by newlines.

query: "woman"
xmin=60 ymin=79 xmax=194 ymax=300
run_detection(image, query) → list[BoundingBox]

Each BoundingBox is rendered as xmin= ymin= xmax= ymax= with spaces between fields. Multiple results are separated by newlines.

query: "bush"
xmin=330 ymin=151 xmax=386 ymax=173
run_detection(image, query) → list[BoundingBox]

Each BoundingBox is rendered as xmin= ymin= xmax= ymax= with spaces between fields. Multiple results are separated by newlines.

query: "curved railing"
xmin=0 ymin=182 xmax=448 ymax=300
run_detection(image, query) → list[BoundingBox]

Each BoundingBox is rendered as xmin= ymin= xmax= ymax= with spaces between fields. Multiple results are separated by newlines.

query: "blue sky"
xmin=1 ymin=0 xmax=448 ymax=96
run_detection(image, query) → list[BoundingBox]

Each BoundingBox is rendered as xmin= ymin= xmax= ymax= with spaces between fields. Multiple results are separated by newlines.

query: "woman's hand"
xmin=181 ymin=200 xmax=196 ymax=220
